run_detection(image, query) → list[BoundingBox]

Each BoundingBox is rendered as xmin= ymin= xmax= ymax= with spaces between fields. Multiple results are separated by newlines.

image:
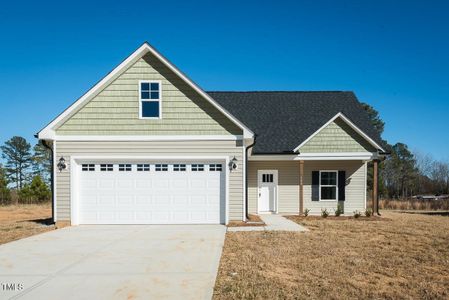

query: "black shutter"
xmin=312 ymin=171 xmax=319 ymax=201
xmin=338 ymin=171 xmax=346 ymax=201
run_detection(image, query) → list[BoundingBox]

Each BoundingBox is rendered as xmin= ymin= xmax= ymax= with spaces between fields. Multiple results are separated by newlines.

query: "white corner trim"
xmin=42 ymin=135 xmax=243 ymax=142
xmin=242 ymin=144 xmax=246 ymax=221
xmin=37 ymin=42 xmax=254 ymax=140
xmin=293 ymin=112 xmax=385 ymax=153
xmin=364 ymin=161 xmax=367 ymax=210
xmin=53 ymin=141 xmax=57 ymax=222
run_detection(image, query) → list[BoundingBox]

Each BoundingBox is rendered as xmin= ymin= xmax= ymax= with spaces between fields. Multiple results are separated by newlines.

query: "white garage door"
xmin=77 ymin=161 xmax=225 ymax=224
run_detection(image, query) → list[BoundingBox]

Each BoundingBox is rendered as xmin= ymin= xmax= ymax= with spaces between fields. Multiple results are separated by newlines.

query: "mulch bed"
xmin=227 ymin=214 xmax=266 ymax=227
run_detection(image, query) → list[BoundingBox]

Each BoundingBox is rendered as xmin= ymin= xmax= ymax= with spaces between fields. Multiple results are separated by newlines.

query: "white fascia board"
xmin=295 ymin=152 xmax=374 ymax=161
xmin=249 ymin=152 xmax=375 ymax=161
xmin=37 ymin=42 xmax=254 ymax=140
xmin=42 ymin=135 xmax=242 ymax=142
xmin=293 ymin=112 xmax=385 ymax=153
xmin=249 ymin=155 xmax=298 ymax=161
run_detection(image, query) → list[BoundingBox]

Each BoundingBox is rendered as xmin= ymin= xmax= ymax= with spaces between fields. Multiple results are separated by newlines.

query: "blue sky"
xmin=0 ymin=0 xmax=448 ymax=160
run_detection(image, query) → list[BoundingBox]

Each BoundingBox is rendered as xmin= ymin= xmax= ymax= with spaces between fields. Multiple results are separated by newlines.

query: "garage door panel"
xmin=78 ymin=161 xmax=225 ymax=224
xmin=117 ymin=195 xmax=133 ymax=205
xmin=136 ymin=195 xmax=151 ymax=205
xmin=99 ymin=179 xmax=114 ymax=189
xmin=117 ymin=179 xmax=134 ymax=188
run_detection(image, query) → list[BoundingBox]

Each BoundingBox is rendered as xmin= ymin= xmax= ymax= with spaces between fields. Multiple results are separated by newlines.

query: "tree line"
xmin=0 ymin=136 xmax=51 ymax=205
xmin=363 ymin=104 xmax=449 ymax=199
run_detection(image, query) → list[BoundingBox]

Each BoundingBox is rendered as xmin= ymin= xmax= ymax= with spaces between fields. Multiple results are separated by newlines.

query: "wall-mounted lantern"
xmin=57 ymin=157 xmax=67 ymax=171
xmin=229 ymin=156 xmax=238 ymax=171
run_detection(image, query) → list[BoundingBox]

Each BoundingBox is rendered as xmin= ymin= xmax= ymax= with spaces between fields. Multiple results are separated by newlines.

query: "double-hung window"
xmin=139 ymin=81 xmax=161 ymax=119
xmin=319 ymin=171 xmax=338 ymax=201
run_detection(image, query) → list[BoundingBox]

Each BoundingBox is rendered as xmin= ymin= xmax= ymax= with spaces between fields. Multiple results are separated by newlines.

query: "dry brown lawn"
xmin=0 ymin=203 xmax=55 ymax=245
xmin=214 ymin=212 xmax=449 ymax=300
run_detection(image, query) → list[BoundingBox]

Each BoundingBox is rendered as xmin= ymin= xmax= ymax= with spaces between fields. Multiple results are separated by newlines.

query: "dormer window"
xmin=139 ymin=81 xmax=161 ymax=119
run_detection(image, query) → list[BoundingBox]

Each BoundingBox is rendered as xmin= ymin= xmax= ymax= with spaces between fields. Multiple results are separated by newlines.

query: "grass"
xmin=0 ymin=203 xmax=55 ymax=245
xmin=213 ymin=211 xmax=449 ymax=299
xmin=379 ymin=199 xmax=449 ymax=211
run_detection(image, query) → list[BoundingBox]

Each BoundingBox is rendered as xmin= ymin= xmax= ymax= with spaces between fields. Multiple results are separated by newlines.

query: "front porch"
xmin=247 ymin=158 xmax=381 ymax=217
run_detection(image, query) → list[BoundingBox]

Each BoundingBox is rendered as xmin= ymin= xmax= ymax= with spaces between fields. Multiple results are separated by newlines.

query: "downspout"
xmin=40 ymin=138 xmax=55 ymax=223
xmin=245 ymin=135 xmax=257 ymax=220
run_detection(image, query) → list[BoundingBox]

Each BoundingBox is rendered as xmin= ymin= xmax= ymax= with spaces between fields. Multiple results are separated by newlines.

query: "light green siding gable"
xmin=56 ymin=53 xmax=242 ymax=136
xmin=298 ymin=118 xmax=376 ymax=153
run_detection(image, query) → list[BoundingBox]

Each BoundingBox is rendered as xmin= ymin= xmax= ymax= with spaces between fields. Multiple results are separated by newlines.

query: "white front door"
xmin=258 ymin=170 xmax=278 ymax=213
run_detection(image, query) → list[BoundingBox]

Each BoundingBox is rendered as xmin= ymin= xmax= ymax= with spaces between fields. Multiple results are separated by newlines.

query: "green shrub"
xmin=335 ymin=204 xmax=343 ymax=217
xmin=303 ymin=208 xmax=310 ymax=217
xmin=365 ymin=208 xmax=373 ymax=217
xmin=18 ymin=176 xmax=51 ymax=204
xmin=353 ymin=210 xmax=362 ymax=218
xmin=321 ymin=208 xmax=329 ymax=218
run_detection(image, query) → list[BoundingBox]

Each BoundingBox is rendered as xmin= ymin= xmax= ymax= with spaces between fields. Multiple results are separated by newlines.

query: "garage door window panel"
xmin=192 ymin=164 xmax=204 ymax=171
xmin=82 ymin=164 xmax=95 ymax=171
xmin=155 ymin=164 xmax=168 ymax=171
xmin=209 ymin=164 xmax=222 ymax=171
xmin=100 ymin=164 xmax=113 ymax=171
xmin=119 ymin=164 xmax=132 ymax=171
xmin=173 ymin=164 xmax=186 ymax=171
xmin=137 ymin=164 xmax=150 ymax=171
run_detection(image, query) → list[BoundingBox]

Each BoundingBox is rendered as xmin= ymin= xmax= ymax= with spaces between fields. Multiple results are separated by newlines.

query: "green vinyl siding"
xmin=56 ymin=53 xmax=242 ymax=136
xmin=299 ymin=118 xmax=376 ymax=153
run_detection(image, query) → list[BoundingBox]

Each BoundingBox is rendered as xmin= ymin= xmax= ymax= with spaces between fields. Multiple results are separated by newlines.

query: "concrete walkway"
xmin=0 ymin=225 xmax=226 ymax=300
xmin=228 ymin=214 xmax=308 ymax=232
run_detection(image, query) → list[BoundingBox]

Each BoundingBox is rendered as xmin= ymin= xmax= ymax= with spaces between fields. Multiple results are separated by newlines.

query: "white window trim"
xmin=139 ymin=80 xmax=162 ymax=119
xmin=319 ymin=170 xmax=339 ymax=202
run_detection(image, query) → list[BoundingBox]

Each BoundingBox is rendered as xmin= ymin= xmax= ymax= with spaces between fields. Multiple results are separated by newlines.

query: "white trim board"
xmin=38 ymin=42 xmax=254 ymax=140
xmin=249 ymin=152 xmax=375 ymax=161
xmin=49 ymin=135 xmax=243 ymax=142
xmin=293 ymin=112 xmax=385 ymax=153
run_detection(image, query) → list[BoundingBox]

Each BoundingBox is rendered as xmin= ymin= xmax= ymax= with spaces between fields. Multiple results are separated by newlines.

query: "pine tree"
xmin=18 ymin=175 xmax=51 ymax=204
xmin=1 ymin=136 xmax=32 ymax=189
xmin=0 ymin=165 xmax=10 ymax=205
xmin=32 ymin=141 xmax=52 ymax=184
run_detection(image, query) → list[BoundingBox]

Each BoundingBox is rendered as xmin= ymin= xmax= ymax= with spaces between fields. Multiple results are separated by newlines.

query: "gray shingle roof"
xmin=207 ymin=91 xmax=383 ymax=154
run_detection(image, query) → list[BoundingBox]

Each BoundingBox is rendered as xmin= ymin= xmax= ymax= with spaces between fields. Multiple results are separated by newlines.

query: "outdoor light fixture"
xmin=57 ymin=157 xmax=67 ymax=171
xmin=229 ymin=156 xmax=238 ymax=171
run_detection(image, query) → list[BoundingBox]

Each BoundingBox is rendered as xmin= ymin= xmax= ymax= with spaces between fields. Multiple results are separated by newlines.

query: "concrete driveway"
xmin=0 ymin=225 xmax=226 ymax=300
